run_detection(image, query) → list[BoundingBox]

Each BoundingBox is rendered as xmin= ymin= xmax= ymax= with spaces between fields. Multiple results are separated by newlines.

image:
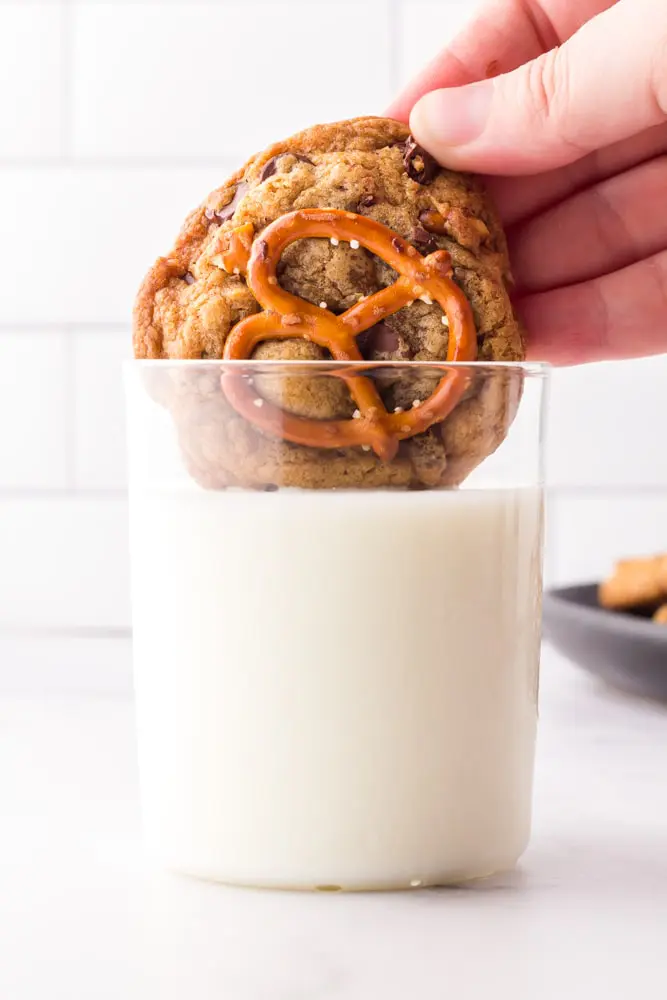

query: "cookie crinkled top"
xmin=134 ymin=116 xmax=522 ymax=365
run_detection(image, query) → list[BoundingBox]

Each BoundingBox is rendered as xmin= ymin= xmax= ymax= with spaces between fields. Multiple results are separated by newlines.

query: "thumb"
xmin=410 ymin=0 xmax=667 ymax=174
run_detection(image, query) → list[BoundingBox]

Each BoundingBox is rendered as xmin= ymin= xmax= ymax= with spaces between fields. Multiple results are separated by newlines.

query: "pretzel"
xmin=220 ymin=209 xmax=477 ymax=461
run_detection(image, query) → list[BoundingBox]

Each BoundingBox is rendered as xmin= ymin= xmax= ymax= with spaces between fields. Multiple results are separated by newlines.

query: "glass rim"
xmin=126 ymin=359 xmax=550 ymax=377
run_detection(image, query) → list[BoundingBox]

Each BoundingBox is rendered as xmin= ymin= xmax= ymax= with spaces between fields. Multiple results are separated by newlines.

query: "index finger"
xmin=387 ymin=0 xmax=616 ymax=122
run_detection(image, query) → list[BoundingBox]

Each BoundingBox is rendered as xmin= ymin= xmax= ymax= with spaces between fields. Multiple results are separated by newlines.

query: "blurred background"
xmin=1 ymin=0 xmax=665 ymax=690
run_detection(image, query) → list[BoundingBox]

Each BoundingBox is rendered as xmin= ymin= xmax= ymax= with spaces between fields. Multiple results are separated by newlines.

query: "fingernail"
xmin=410 ymin=83 xmax=493 ymax=149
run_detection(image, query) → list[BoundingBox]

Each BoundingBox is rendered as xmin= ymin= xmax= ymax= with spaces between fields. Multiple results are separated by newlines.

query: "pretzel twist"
xmin=220 ymin=209 xmax=477 ymax=461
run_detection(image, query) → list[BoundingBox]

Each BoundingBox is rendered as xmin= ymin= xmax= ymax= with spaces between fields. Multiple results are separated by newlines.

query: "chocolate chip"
xmin=357 ymin=322 xmax=400 ymax=357
xmin=182 ymin=272 xmax=196 ymax=285
xmin=260 ymin=157 xmax=278 ymax=181
xmin=260 ymin=153 xmax=314 ymax=182
xmin=391 ymin=236 xmax=404 ymax=253
xmin=410 ymin=224 xmax=439 ymax=254
xmin=205 ymin=181 xmax=249 ymax=224
xmin=402 ymin=136 xmax=438 ymax=185
xmin=256 ymin=239 xmax=269 ymax=261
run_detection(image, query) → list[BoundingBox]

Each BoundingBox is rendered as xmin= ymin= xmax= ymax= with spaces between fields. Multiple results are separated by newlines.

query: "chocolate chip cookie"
xmin=133 ymin=116 xmax=524 ymax=489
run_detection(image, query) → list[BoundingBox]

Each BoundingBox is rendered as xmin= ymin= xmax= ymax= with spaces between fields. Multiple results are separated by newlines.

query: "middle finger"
xmin=487 ymin=123 xmax=667 ymax=226
xmin=507 ymin=155 xmax=667 ymax=293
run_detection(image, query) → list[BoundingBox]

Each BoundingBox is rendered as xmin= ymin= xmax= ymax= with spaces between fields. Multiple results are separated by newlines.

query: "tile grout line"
xmin=546 ymin=486 xmax=667 ymax=497
xmin=59 ymin=0 xmax=74 ymax=158
xmin=0 ymin=489 xmax=128 ymax=501
xmin=0 ymin=626 xmax=132 ymax=641
xmin=63 ymin=328 xmax=78 ymax=491
xmin=0 ymin=156 xmax=242 ymax=170
xmin=0 ymin=323 xmax=129 ymax=334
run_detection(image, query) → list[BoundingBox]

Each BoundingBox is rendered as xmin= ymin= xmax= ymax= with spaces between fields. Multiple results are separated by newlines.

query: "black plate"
xmin=543 ymin=584 xmax=667 ymax=700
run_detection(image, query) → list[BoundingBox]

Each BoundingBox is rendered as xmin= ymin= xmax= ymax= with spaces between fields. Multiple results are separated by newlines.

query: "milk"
xmin=129 ymin=486 xmax=543 ymax=890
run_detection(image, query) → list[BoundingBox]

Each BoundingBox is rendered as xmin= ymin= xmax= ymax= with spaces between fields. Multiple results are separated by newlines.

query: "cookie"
xmin=599 ymin=554 xmax=667 ymax=611
xmin=133 ymin=117 xmax=524 ymax=490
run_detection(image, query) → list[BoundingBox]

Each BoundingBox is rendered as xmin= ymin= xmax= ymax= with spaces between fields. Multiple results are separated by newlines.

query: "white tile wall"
xmin=71 ymin=2 xmax=392 ymax=162
xmin=73 ymin=331 xmax=130 ymax=489
xmin=0 ymin=332 xmax=69 ymax=489
xmin=549 ymin=494 xmax=667 ymax=585
xmin=0 ymin=4 xmax=63 ymax=158
xmin=0 ymin=498 xmax=130 ymax=631
xmin=548 ymin=356 xmax=667 ymax=490
xmin=0 ymin=166 xmax=233 ymax=325
xmin=398 ymin=0 xmax=485 ymax=84
xmin=0 ymin=0 xmax=665 ymax=648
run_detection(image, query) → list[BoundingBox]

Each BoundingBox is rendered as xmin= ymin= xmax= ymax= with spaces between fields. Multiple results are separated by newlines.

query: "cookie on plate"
xmin=654 ymin=605 xmax=667 ymax=625
xmin=599 ymin=554 xmax=667 ymax=612
xmin=133 ymin=116 xmax=524 ymax=490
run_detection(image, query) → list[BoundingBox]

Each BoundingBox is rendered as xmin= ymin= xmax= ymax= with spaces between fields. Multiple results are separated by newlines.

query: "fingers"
xmin=410 ymin=0 xmax=667 ymax=174
xmin=520 ymin=249 xmax=667 ymax=365
xmin=509 ymin=156 xmax=667 ymax=292
xmin=488 ymin=123 xmax=667 ymax=226
xmin=387 ymin=0 xmax=614 ymax=122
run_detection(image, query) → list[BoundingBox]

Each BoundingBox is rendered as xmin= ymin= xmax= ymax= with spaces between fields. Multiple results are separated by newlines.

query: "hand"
xmin=388 ymin=0 xmax=667 ymax=365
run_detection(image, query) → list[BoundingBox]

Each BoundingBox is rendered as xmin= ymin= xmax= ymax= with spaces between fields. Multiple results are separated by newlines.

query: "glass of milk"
xmin=125 ymin=361 xmax=548 ymax=890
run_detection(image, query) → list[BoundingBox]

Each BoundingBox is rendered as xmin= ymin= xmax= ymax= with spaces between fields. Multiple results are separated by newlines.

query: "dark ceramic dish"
xmin=543 ymin=583 xmax=667 ymax=701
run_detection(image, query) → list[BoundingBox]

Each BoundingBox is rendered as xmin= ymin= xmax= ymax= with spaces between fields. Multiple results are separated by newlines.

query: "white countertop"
xmin=2 ymin=647 xmax=667 ymax=1000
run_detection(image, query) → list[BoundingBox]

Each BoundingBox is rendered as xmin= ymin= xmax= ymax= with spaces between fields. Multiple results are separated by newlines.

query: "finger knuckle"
xmin=526 ymin=49 xmax=566 ymax=124
xmin=520 ymin=48 xmax=584 ymax=152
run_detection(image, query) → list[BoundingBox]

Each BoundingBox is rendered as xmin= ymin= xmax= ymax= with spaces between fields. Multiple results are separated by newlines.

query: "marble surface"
xmin=2 ymin=647 xmax=667 ymax=999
